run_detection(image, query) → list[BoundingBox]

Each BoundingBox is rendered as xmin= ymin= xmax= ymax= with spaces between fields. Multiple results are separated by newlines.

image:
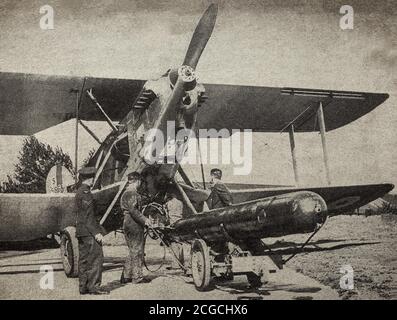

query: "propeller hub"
xmin=178 ymin=65 xmax=196 ymax=83
xmin=178 ymin=65 xmax=197 ymax=91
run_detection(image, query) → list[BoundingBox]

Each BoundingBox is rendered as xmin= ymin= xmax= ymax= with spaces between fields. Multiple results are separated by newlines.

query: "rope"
xmin=142 ymin=228 xmax=192 ymax=285
xmin=142 ymin=230 xmax=166 ymax=272
xmin=143 ymin=227 xmax=188 ymax=273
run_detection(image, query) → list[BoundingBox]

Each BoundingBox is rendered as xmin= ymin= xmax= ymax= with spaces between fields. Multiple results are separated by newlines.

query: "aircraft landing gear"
xmin=60 ymin=226 xmax=79 ymax=278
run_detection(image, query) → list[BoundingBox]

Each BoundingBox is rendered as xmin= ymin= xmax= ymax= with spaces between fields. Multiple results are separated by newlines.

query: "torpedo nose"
xmin=292 ymin=191 xmax=327 ymax=226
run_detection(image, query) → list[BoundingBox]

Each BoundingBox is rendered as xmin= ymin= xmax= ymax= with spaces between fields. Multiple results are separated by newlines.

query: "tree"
xmin=0 ymin=136 xmax=74 ymax=193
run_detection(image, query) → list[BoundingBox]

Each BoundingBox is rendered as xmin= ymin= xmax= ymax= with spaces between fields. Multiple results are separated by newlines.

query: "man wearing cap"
xmin=75 ymin=166 xmax=109 ymax=295
xmin=206 ymin=168 xmax=233 ymax=259
xmin=206 ymin=168 xmax=233 ymax=209
xmin=119 ymin=171 xmax=152 ymax=284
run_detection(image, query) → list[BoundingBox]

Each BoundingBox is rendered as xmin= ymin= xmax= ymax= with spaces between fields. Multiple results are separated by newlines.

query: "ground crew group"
xmin=75 ymin=166 xmax=232 ymax=295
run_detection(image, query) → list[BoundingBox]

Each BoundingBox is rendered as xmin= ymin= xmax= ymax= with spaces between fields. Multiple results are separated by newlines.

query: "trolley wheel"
xmin=60 ymin=226 xmax=79 ymax=278
xmin=191 ymin=239 xmax=212 ymax=291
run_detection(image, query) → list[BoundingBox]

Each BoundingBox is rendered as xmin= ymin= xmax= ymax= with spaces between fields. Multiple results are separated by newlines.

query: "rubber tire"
xmin=191 ymin=239 xmax=212 ymax=291
xmin=60 ymin=226 xmax=79 ymax=278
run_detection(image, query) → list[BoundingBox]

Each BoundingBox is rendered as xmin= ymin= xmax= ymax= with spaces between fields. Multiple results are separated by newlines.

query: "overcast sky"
xmin=0 ymin=0 xmax=395 ymax=187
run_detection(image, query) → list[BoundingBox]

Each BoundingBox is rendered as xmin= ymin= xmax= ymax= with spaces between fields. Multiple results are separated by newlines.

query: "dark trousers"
xmin=122 ymin=214 xmax=144 ymax=281
xmin=78 ymin=236 xmax=104 ymax=293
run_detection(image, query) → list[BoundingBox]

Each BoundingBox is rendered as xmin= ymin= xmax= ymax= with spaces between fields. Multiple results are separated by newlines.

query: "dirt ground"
xmin=276 ymin=214 xmax=397 ymax=300
xmin=1 ymin=214 xmax=395 ymax=300
xmin=0 ymin=243 xmax=339 ymax=300
xmin=101 ymin=214 xmax=397 ymax=300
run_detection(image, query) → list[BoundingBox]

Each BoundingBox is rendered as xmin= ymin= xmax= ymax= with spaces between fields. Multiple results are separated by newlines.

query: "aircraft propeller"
xmin=168 ymin=3 xmax=218 ymax=93
xmin=147 ymin=4 xmax=218 ymax=134
xmin=126 ymin=4 xmax=218 ymax=173
xmin=183 ymin=3 xmax=218 ymax=69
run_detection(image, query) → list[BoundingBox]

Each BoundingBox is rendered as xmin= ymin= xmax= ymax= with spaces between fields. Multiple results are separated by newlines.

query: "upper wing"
xmin=198 ymin=84 xmax=389 ymax=132
xmin=0 ymin=72 xmax=144 ymax=135
xmin=0 ymin=72 xmax=388 ymax=135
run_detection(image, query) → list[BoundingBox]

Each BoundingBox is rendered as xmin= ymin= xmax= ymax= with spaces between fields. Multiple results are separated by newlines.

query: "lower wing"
xmin=229 ymin=183 xmax=394 ymax=214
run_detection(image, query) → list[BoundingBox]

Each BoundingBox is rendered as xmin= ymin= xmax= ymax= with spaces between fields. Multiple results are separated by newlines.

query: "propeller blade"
xmin=183 ymin=4 xmax=218 ymax=69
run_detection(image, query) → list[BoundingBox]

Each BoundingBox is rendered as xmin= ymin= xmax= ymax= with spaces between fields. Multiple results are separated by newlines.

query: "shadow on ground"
xmin=0 ymin=239 xmax=59 ymax=251
xmin=264 ymin=239 xmax=380 ymax=256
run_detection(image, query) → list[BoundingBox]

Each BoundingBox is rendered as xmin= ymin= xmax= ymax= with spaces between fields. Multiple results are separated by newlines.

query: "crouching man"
xmin=120 ymin=171 xmax=152 ymax=284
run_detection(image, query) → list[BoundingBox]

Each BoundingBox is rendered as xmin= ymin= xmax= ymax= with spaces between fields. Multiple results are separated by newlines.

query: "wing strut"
xmin=71 ymin=77 xmax=87 ymax=182
xmin=196 ymin=126 xmax=206 ymax=189
xmin=177 ymin=166 xmax=194 ymax=187
xmin=282 ymin=101 xmax=333 ymax=186
xmin=317 ymin=102 xmax=331 ymax=185
xmin=86 ymin=89 xmax=118 ymax=132
xmin=99 ymin=181 xmax=128 ymax=225
xmin=72 ymin=88 xmax=79 ymax=182
xmin=288 ymin=124 xmax=300 ymax=186
xmin=174 ymin=182 xmax=198 ymax=216
xmin=78 ymin=120 xmax=102 ymax=145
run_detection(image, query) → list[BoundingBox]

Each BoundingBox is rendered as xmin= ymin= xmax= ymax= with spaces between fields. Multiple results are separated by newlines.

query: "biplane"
xmin=0 ymin=4 xmax=393 ymax=290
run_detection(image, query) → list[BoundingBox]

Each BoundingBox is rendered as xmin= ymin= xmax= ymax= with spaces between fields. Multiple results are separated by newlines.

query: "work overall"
xmin=120 ymin=187 xmax=147 ymax=281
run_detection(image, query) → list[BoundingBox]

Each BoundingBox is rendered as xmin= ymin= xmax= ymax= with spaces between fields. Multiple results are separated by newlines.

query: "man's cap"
xmin=210 ymin=168 xmax=222 ymax=178
xmin=127 ymin=171 xmax=141 ymax=181
xmin=78 ymin=167 xmax=97 ymax=177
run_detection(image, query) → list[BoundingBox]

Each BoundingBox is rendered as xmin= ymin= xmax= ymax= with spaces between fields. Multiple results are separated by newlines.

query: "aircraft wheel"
xmin=191 ymin=239 xmax=212 ymax=291
xmin=60 ymin=226 xmax=79 ymax=278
